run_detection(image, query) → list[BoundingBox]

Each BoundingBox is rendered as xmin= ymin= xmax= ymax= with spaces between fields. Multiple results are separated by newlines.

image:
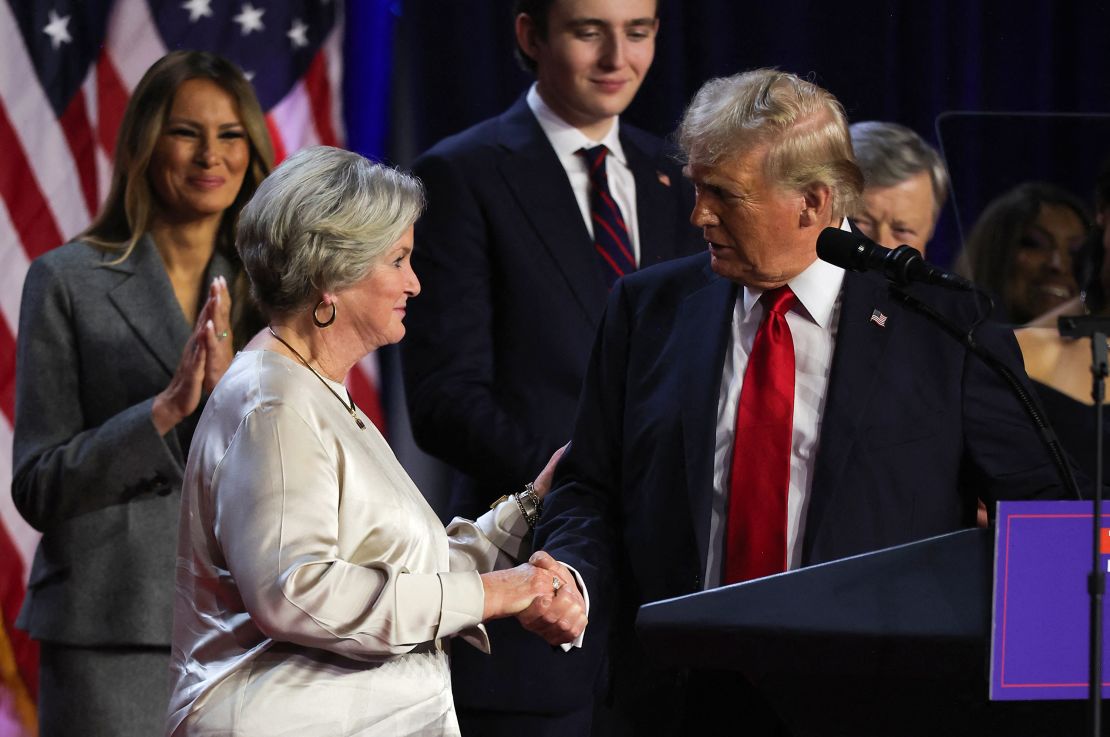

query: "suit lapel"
xmin=495 ymin=96 xmax=608 ymax=326
xmin=106 ymin=235 xmax=192 ymax=377
xmin=804 ymin=272 xmax=896 ymax=556
xmin=623 ymin=130 xmax=679 ymax=268
xmin=676 ymin=269 xmax=738 ymax=572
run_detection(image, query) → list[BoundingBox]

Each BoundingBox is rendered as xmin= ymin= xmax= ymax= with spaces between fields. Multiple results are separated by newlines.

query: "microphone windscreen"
xmin=816 ymin=227 xmax=869 ymax=271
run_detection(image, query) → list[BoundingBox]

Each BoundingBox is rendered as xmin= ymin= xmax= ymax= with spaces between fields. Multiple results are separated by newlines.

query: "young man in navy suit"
xmin=400 ymin=0 xmax=702 ymax=734
xmin=531 ymin=69 xmax=1070 ymax=735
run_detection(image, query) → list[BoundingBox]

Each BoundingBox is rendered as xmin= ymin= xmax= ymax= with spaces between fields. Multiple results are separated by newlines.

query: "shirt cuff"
xmin=435 ymin=570 xmax=485 ymax=640
xmin=558 ymin=563 xmax=589 ymax=651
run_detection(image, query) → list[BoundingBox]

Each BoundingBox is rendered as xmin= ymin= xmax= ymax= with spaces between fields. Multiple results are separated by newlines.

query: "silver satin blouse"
xmin=166 ymin=350 xmax=529 ymax=736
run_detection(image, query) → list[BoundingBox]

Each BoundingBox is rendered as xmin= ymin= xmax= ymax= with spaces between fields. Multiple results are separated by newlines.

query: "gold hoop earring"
xmin=313 ymin=300 xmax=336 ymax=328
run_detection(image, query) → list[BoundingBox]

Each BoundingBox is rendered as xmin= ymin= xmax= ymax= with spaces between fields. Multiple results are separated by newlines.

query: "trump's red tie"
xmin=724 ymin=285 xmax=797 ymax=584
xmin=579 ymin=145 xmax=636 ymax=286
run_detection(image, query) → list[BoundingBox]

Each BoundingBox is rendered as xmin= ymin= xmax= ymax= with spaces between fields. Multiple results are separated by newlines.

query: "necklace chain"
xmin=267 ymin=326 xmax=366 ymax=430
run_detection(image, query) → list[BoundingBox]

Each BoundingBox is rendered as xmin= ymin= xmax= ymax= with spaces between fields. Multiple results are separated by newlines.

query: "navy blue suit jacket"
xmin=400 ymin=96 xmax=701 ymax=724
xmin=534 ymin=252 xmax=1069 ymax=728
xmin=403 ymin=95 xmax=702 ymax=518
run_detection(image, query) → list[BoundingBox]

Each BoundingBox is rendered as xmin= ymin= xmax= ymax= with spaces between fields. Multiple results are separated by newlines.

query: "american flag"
xmin=0 ymin=2 xmax=387 ymax=733
xmin=869 ymin=308 xmax=888 ymax=327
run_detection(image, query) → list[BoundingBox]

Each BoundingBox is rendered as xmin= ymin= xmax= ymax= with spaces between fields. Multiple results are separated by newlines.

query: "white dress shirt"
xmin=526 ymin=84 xmax=641 ymax=263
xmin=705 ymin=228 xmax=851 ymax=588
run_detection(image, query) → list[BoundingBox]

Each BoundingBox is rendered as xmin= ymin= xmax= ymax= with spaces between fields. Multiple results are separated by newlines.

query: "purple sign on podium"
xmin=991 ymin=500 xmax=1110 ymax=700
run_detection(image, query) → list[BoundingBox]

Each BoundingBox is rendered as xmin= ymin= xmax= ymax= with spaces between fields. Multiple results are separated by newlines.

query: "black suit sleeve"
xmin=533 ymin=280 xmax=633 ymax=606
xmin=960 ymin=319 xmax=1084 ymax=502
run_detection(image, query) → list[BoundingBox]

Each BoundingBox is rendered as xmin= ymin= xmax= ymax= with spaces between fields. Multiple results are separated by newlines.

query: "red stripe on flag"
xmin=347 ymin=364 xmax=386 ymax=437
xmin=58 ymin=89 xmax=100 ymax=219
xmin=0 ymin=102 xmax=64 ymax=260
xmin=265 ymin=114 xmax=288 ymax=164
xmin=0 ymin=319 xmax=16 ymax=425
xmin=0 ymin=519 xmax=38 ymax=703
xmin=1101 ymin=527 xmax=1110 ymax=554
xmin=96 ymin=51 xmax=130 ymax=158
xmin=303 ymin=51 xmax=339 ymax=147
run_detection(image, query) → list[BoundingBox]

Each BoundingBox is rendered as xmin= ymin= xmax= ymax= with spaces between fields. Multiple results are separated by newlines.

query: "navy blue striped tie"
xmin=580 ymin=145 xmax=636 ymax=286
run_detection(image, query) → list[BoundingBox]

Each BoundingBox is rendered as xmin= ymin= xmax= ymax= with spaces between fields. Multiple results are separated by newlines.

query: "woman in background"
xmin=959 ymin=182 xmax=1090 ymax=324
xmin=12 ymin=51 xmax=272 ymax=736
xmin=167 ymin=146 xmax=584 ymax=737
xmin=1016 ymin=161 xmax=1110 ymax=481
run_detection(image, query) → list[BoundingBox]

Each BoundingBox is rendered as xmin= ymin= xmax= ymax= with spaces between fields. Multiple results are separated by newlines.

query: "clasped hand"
xmin=152 ymin=276 xmax=235 ymax=435
xmin=480 ymin=550 xmax=587 ymax=646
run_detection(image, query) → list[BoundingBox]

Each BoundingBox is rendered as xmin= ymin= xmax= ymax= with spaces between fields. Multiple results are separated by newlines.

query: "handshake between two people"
xmin=479 ymin=550 xmax=587 ymax=647
xmin=478 ymin=442 xmax=586 ymax=646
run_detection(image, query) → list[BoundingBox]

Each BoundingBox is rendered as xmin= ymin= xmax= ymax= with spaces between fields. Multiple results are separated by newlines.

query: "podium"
xmin=636 ymin=529 xmax=1092 ymax=736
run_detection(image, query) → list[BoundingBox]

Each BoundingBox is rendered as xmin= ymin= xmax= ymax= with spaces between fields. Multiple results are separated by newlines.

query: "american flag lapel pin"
xmin=869 ymin=308 xmax=888 ymax=327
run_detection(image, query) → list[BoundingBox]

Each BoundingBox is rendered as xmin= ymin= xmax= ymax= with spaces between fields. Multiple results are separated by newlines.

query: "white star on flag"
xmin=287 ymin=18 xmax=309 ymax=48
xmin=233 ymin=3 xmax=265 ymax=35
xmin=42 ymin=9 xmax=72 ymax=49
xmin=182 ymin=0 xmax=213 ymax=22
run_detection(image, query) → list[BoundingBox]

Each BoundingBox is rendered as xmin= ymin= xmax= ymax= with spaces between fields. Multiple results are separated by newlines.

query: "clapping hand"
xmin=151 ymin=276 xmax=234 ymax=435
xmin=198 ymin=275 xmax=234 ymax=393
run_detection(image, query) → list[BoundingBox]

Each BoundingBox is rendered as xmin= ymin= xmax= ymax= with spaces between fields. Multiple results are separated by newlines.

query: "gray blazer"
xmin=12 ymin=236 xmax=232 ymax=645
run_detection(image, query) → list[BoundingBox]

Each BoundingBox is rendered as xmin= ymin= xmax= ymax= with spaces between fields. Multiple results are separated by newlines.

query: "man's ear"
xmin=799 ymin=182 xmax=833 ymax=228
xmin=515 ymin=13 xmax=540 ymax=62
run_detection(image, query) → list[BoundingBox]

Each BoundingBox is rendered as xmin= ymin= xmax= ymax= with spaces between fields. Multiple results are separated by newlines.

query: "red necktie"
xmin=723 ymin=286 xmax=797 ymax=584
xmin=579 ymin=145 xmax=636 ymax=287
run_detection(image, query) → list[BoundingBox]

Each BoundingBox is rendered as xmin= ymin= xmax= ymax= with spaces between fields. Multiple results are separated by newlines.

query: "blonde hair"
xmin=677 ymin=68 xmax=862 ymax=219
xmin=236 ymin=146 xmax=425 ymax=316
xmin=81 ymin=50 xmax=273 ymax=263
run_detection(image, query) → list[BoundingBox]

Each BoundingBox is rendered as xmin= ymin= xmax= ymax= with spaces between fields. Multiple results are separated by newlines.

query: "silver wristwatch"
xmin=491 ymin=483 xmax=544 ymax=529
xmin=514 ymin=483 xmax=543 ymax=528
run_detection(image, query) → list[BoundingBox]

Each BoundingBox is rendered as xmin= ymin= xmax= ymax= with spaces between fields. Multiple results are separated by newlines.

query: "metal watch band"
xmin=515 ymin=482 xmax=543 ymax=528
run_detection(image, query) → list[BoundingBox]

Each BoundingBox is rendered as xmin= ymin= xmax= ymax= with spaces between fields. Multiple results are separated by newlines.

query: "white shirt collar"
xmin=741 ymin=218 xmax=851 ymax=329
xmin=526 ymin=83 xmax=627 ymax=167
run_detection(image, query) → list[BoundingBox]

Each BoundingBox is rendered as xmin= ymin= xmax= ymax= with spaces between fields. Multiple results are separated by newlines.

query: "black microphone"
xmin=816 ymin=227 xmax=973 ymax=291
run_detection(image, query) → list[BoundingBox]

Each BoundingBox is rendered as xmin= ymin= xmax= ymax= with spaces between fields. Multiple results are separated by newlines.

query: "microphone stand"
xmin=1058 ymin=314 xmax=1110 ymax=737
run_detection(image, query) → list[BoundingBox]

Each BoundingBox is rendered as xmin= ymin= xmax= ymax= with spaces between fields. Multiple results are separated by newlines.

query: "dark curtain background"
xmin=356 ymin=0 xmax=1110 ymax=504
xmin=388 ymin=0 xmax=1110 ymax=270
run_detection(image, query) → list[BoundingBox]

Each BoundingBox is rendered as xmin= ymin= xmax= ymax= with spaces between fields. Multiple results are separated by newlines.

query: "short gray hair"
xmin=676 ymin=68 xmax=863 ymax=219
xmin=850 ymin=121 xmax=949 ymax=217
xmin=237 ymin=146 xmax=425 ymax=316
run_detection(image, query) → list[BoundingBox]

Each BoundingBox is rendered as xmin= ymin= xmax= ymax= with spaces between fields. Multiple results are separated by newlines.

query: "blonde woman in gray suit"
xmin=166 ymin=146 xmax=586 ymax=737
xmin=12 ymin=51 xmax=273 ymax=737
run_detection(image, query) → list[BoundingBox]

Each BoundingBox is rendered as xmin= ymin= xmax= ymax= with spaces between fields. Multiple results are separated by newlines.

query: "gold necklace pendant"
xmin=267 ymin=326 xmax=366 ymax=431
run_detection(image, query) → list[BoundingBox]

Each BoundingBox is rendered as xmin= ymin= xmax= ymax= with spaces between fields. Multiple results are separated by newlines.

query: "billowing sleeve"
xmin=445 ymin=498 xmax=530 ymax=573
xmin=12 ymin=255 xmax=182 ymax=531
xmin=213 ymin=403 xmax=485 ymax=660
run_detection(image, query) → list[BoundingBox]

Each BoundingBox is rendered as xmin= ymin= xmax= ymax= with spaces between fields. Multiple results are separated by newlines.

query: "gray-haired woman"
xmin=166 ymin=146 xmax=584 ymax=736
